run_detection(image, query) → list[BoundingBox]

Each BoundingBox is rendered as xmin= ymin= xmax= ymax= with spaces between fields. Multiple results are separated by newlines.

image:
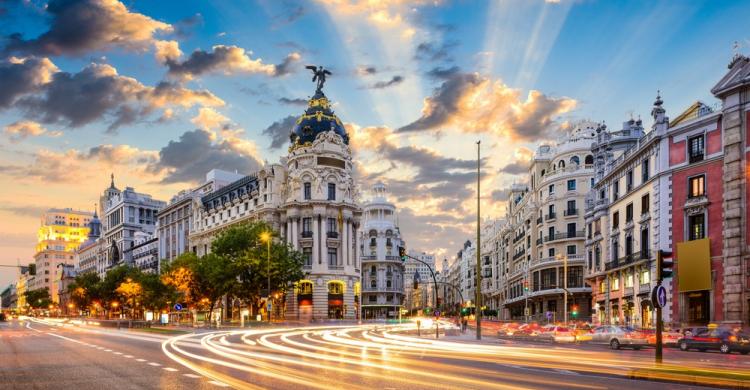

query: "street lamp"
xmin=111 ymin=301 xmax=119 ymax=319
xmin=260 ymin=231 xmax=272 ymax=322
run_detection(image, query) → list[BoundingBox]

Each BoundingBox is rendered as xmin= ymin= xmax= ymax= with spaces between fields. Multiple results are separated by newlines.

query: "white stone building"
xmin=189 ymin=87 xmax=362 ymax=321
xmin=404 ymin=250 xmax=436 ymax=313
xmin=359 ymin=182 xmax=405 ymax=319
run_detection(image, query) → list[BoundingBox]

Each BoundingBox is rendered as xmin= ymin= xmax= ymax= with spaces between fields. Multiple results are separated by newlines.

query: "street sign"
xmin=267 ymin=302 xmax=272 ymax=312
xmin=652 ymin=285 xmax=668 ymax=308
xmin=434 ymin=310 xmax=441 ymax=318
xmin=173 ymin=303 xmax=183 ymax=311
xmin=545 ymin=311 xmax=553 ymax=320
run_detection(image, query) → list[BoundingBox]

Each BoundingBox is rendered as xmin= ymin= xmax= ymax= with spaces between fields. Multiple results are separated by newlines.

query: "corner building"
xmin=190 ymin=88 xmax=362 ymax=321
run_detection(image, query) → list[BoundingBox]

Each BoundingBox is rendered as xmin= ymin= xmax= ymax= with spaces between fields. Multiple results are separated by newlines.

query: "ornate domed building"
xmin=190 ymin=71 xmax=362 ymax=322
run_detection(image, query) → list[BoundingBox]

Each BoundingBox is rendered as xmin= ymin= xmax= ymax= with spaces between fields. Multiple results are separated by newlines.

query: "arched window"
xmin=387 ymin=265 xmax=392 ymax=273
xmin=370 ymin=279 xmax=377 ymax=288
xmin=558 ymin=160 xmax=565 ymax=169
xmin=328 ymin=281 xmax=344 ymax=294
xmin=585 ymin=155 xmax=594 ymax=165
xmin=298 ymin=281 xmax=313 ymax=295
xmin=570 ymin=156 xmax=580 ymax=166
xmin=385 ymin=229 xmax=393 ymax=237
xmin=541 ymin=169 xmax=546 ymax=177
xmin=369 ymin=229 xmax=377 ymax=237
xmin=370 ymin=265 xmax=376 ymax=274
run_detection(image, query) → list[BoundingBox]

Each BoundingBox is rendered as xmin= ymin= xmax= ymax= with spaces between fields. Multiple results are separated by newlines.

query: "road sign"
xmin=173 ymin=303 xmax=183 ymax=311
xmin=434 ymin=310 xmax=441 ymax=318
xmin=545 ymin=311 xmax=553 ymax=320
xmin=652 ymin=285 xmax=668 ymax=308
xmin=267 ymin=302 xmax=272 ymax=312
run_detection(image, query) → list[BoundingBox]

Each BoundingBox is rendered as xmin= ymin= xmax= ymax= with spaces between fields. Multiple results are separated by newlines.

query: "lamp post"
xmin=556 ymin=254 xmax=568 ymax=325
xmin=475 ymin=140 xmax=482 ymax=340
xmin=260 ymin=231 xmax=272 ymax=322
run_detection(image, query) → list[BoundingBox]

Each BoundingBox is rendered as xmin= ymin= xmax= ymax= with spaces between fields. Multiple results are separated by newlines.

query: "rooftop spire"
xmin=110 ymin=173 xmax=115 ymax=189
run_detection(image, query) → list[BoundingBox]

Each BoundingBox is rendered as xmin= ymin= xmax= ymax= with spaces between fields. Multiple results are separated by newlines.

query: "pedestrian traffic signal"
xmin=571 ymin=305 xmax=579 ymax=318
xmin=657 ymin=250 xmax=674 ymax=280
xmin=398 ymin=246 xmax=407 ymax=262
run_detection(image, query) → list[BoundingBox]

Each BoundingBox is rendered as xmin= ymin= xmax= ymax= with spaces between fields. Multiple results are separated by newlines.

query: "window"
xmin=626 ymin=170 xmax=633 ymax=192
xmin=600 ymin=189 xmax=606 ymax=200
xmin=625 ymin=235 xmax=633 ymax=256
xmin=368 ymin=295 xmax=376 ymax=302
xmin=328 ymin=282 xmax=343 ymax=294
xmin=386 ymin=280 xmax=392 ymax=288
xmin=642 ymin=159 xmax=650 ymax=182
xmin=303 ymin=248 xmax=312 ymax=266
xmin=327 ymin=218 xmax=337 ymax=233
xmin=327 ymin=183 xmax=336 ymax=201
xmin=688 ymin=214 xmax=705 ymax=240
xmin=688 ymin=134 xmax=705 ymax=163
xmin=588 ymin=250 xmax=593 ymax=269
xmin=595 ymin=246 xmax=601 ymax=267
xmin=599 ymin=282 xmax=606 ymax=293
xmin=548 ymin=184 xmax=555 ymax=194
xmin=610 ymin=275 xmax=620 ymax=290
xmin=688 ymin=175 xmax=705 ymax=198
xmin=302 ymin=218 xmax=312 ymax=234
xmin=566 ymin=200 xmax=576 ymax=215
xmin=567 ymin=179 xmax=576 ymax=191
xmin=548 ymin=248 xmax=555 ymax=257
xmin=612 ymin=181 xmax=619 ymax=200
xmin=303 ymin=182 xmax=311 ymax=200
xmin=611 ymin=239 xmax=619 ymax=261
xmin=327 ymin=248 xmax=338 ymax=266
xmin=548 ymin=226 xmax=555 ymax=239
xmin=626 ymin=204 xmax=633 ymax=222
xmin=640 ymin=269 xmax=650 ymax=285
xmin=567 ymin=223 xmax=576 ymax=236
xmin=624 ymin=271 xmax=634 ymax=288
xmin=641 ymin=194 xmax=650 ymax=214
xmin=567 ymin=245 xmax=576 ymax=255
xmin=612 ymin=211 xmax=619 ymax=229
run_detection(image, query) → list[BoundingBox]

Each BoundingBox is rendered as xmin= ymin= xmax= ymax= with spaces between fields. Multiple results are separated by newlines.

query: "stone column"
xmin=721 ymin=104 xmax=747 ymax=325
xmin=312 ymin=216 xmax=319 ymax=265
xmin=342 ymin=220 xmax=349 ymax=266
xmin=291 ymin=218 xmax=298 ymax=250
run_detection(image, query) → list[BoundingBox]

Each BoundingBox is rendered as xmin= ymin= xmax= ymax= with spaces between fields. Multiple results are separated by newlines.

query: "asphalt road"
xmin=2 ymin=318 xmax=747 ymax=389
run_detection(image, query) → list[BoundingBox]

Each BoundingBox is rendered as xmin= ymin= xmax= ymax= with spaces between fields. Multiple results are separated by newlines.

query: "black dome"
xmin=289 ymin=91 xmax=349 ymax=147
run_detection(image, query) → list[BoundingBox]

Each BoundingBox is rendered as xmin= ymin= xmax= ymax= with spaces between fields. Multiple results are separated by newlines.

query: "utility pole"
xmin=476 ymin=140 xmax=482 ymax=340
xmin=563 ymin=254 xmax=568 ymax=325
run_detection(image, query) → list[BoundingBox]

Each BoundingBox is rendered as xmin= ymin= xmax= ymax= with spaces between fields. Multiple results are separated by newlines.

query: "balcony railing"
xmin=604 ymin=250 xmax=649 ymax=270
xmin=544 ymin=230 xmax=585 ymax=242
xmin=536 ymin=217 xmax=543 ymax=225
xmin=512 ymin=251 xmax=526 ymax=261
xmin=301 ymin=231 xmax=313 ymax=238
xmin=545 ymin=212 xmax=557 ymax=221
xmin=689 ymin=152 xmax=704 ymax=164
xmin=564 ymin=208 xmax=578 ymax=216
xmin=327 ymin=231 xmax=339 ymax=238
xmin=535 ymin=238 xmax=543 ymax=245
xmin=513 ymin=232 xmax=525 ymax=243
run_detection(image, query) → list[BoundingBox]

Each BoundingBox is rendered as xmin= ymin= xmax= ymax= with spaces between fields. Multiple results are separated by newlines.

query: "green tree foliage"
xmin=67 ymin=272 xmax=102 ymax=310
xmin=24 ymin=288 xmax=51 ymax=309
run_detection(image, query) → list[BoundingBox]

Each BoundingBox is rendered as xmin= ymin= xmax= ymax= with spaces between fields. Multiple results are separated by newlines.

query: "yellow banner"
xmin=676 ymin=238 xmax=711 ymax=292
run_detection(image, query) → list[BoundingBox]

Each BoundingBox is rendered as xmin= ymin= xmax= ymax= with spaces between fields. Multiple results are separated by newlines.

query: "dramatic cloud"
xmin=491 ymin=188 xmax=511 ymax=202
xmin=149 ymin=129 xmax=262 ymax=184
xmin=415 ymin=41 xmax=459 ymax=62
xmin=191 ymin=107 xmax=230 ymax=131
xmin=0 ymin=204 xmax=49 ymax=218
xmin=366 ymin=75 xmax=404 ymax=89
xmin=498 ymin=161 xmax=530 ymax=175
xmin=425 ymin=65 xmax=460 ymax=80
xmin=161 ymin=44 xmax=300 ymax=80
xmin=278 ymin=97 xmax=307 ymax=106
xmin=261 ymin=115 xmax=297 ymax=149
xmin=356 ymin=65 xmax=378 ymax=76
xmin=0 ymin=57 xmax=58 ymax=109
xmin=398 ymin=71 xmax=576 ymax=140
xmin=4 ymin=120 xmax=61 ymax=142
xmin=0 ymin=58 xmax=224 ymax=131
xmin=3 ymin=0 xmax=172 ymax=56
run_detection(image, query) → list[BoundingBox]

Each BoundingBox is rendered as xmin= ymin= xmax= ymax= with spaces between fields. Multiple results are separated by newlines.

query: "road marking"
xmin=136 ymin=359 xmax=147 ymax=362
xmin=183 ymin=374 xmax=201 ymax=379
xmin=148 ymin=362 xmax=161 ymax=366
xmin=113 ymin=352 xmax=123 ymax=355
xmin=208 ymin=380 xmax=231 ymax=387
xmin=123 ymin=355 xmax=134 ymax=358
xmin=104 ymin=349 xmax=112 ymax=352
xmin=553 ymin=369 xmax=579 ymax=376
xmin=163 ymin=367 xmax=179 ymax=372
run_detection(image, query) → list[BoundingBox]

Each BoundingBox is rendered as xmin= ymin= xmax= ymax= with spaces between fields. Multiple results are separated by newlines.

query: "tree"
xmin=116 ymin=277 xmax=143 ymax=319
xmin=67 ymin=272 xmax=102 ymax=313
xmin=212 ymin=221 xmax=305 ymax=316
xmin=24 ymin=289 xmax=51 ymax=309
xmin=140 ymin=272 xmax=177 ymax=313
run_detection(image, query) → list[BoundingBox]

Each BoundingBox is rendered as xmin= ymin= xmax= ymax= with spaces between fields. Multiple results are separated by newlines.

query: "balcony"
xmin=512 ymin=251 xmax=526 ymax=261
xmin=544 ymin=230 xmax=585 ymax=242
xmin=301 ymin=231 xmax=313 ymax=238
xmin=536 ymin=217 xmax=543 ymax=225
xmin=638 ymin=283 xmax=651 ymax=294
xmin=604 ymin=251 xmax=648 ymax=271
xmin=361 ymin=255 xmax=377 ymax=261
xmin=689 ymin=152 xmax=704 ymax=164
xmin=545 ymin=212 xmax=557 ymax=221
xmin=513 ymin=232 xmax=525 ymax=243
xmin=327 ymin=231 xmax=339 ymax=239
xmin=535 ymin=238 xmax=543 ymax=246
xmin=564 ymin=208 xmax=578 ymax=216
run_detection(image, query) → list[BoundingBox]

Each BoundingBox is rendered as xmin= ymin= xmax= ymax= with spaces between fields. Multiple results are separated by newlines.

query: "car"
xmin=678 ymin=326 xmax=708 ymax=338
xmin=678 ymin=328 xmax=750 ymax=355
xmin=590 ymin=325 xmax=648 ymax=350
xmin=643 ymin=328 xmax=681 ymax=347
xmin=540 ymin=325 xmax=576 ymax=343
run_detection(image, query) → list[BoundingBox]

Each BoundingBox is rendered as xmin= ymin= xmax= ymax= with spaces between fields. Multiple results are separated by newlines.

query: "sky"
xmin=1 ymin=0 xmax=748 ymax=288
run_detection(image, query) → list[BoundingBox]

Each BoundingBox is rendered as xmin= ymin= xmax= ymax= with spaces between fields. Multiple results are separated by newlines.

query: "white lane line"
xmin=123 ymin=355 xmax=134 ymax=358
xmin=183 ymin=374 xmax=201 ymax=379
xmin=163 ymin=367 xmax=179 ymax=372
xmin=553 ymin=369 xmax=579 ymax=376
xmin=208 ymin=380 xmax=231 ymax=387
xmin=113 ymin=352 xmax=123 ymax=355
xmin=148 ymin=362 xmax=161 ymax=366
xmin=104 ymin=349 xmax=113 ymax=352
xmin=136 ymin=359 xmax=147 ymax=362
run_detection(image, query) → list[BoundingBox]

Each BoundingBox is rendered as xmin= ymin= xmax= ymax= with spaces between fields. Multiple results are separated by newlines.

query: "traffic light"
xmin=398 ymin=246 xmax=407 ymax=262
xmin=523 ymin=279 xmax=529 ymax=291
xmin=437 ymin=297 xmax=442 ymax=307
xmin=657 ymin=250 xmax=674 ymax=281
xmin=28 ymin=263 xmax=36 ymax=275
xmin=413 ymin=279 xmax=419 ymax=290
xmin=571 ymin=305 xmax=579 ymax=318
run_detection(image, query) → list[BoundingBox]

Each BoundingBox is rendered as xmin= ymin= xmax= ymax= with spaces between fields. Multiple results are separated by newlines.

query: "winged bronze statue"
xmin=306 ymin=65 xmax=332 ymax=93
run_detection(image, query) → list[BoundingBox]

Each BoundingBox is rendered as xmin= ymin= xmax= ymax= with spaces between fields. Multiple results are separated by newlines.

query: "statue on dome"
xmin=306 ymin=65 xmax=332 ymax=93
